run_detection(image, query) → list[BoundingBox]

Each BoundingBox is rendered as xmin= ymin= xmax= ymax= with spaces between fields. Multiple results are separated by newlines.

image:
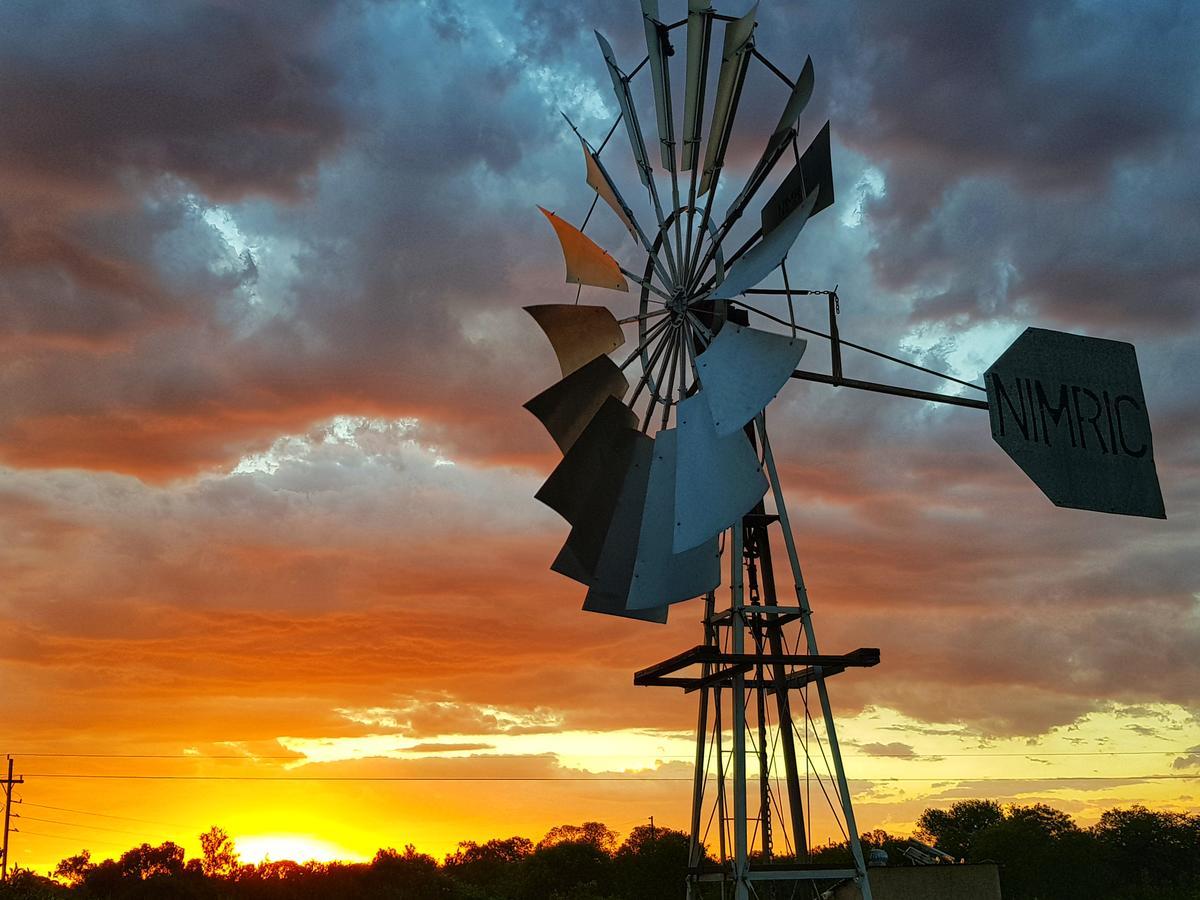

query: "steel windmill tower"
xmin=522 ymin=3 xmax=1165 ymax=898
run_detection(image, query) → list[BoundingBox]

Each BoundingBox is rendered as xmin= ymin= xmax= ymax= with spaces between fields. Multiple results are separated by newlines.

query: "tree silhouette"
xmin=916 ymin=798 xmax=1004 ymax=859
xmin=3 ymin=804 xmax=1195 ymax=900
xmin=198 ymin=827 xmax=239 ymax=879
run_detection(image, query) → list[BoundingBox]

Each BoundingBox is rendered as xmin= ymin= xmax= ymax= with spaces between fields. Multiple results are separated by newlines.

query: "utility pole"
xmin=648 ymin=815 xmax=655 ymax=840
xmin=2 ymin=756 xmax=24 ymax=881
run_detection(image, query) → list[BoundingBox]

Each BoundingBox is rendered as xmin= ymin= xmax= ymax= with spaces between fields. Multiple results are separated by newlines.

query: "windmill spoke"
xmin=658 ymin=325 xmax=681 ymax=431
xmin=629 ymin=320 xmax=676 ymax=409
xmin=642 ymin=325 xmax=680 ymax=432
xmin=619 ymin=313 xmax=673 ymax=371
xmin=621 ymin=268 xmax=673 ymax=303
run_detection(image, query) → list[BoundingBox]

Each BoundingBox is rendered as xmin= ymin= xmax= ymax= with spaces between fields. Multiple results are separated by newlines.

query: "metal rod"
xmin=629 ymin=322 xmax=676 ymax=409
xmin=676 ymin=318 xmax=690 ymax=402
xmin=579 ymin=193 xmax=600 ymax=230
xmin=561 ymin=111 xmax=675 ymax=288
xmin=828 ymin=291 xmax=843 ymax=382
xmin=780 ymin=259 xmax=797 ymax=341
xmin=731 ymin=298 xmax=988 ymax=394
xmin=619 ymin=315 xmax=673 ymax=371
xmin=659 ymin=325 xmax=681 ymax=430
xmin=789 ymin=369 xmax=990 ymax=410
xmin=621 ymin=267 xmax=674 ymax=302
xmin=751 ymin=47 xmax=794 ymax=88
xmin=688 ymin=592 xmax=716 ymax=876
xmin=756 ymin=523 xmax=808 ymax=859
xmin=642 ymin=326 xmax=679 ymax=432
xmin=617 ymin=307 xmax=672 ymax=326
xmin=596 ymin=113 xmax=623 ymax=155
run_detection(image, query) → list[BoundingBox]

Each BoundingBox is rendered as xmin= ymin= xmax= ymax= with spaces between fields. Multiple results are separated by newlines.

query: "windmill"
xmin=523 ymin=3 xmax=1165 ymax=899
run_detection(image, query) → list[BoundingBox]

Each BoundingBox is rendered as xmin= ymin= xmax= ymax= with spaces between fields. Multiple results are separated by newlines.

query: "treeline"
xmin=0 ymin=802 xmax=1197 ymax=900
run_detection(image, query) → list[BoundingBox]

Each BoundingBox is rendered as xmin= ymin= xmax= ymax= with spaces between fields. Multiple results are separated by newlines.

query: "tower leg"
xmin=759 ymin=417 xmax=873 ymax=900
xmin=729 ymin=524 xmax=750 ymax=900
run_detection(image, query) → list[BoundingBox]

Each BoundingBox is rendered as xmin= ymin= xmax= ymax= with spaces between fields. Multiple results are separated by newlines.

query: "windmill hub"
xmin=667 ymin=290 xmax=690 ymax=320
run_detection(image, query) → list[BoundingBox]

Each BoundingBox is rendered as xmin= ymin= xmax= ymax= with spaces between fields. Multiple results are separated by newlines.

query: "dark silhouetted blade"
xmin=536 ymin=397 xmax=639 ymax=572
xmin=551 ymin=533 xmax=592 ymax=585
xmin=524 ymin=356 xmax=630 ymax=454
xmin=525 ymin=304 xmax=626 ymax=377
xmin=589 ymin=431 xmax=654 ymax=599
xmin=583 ymin=588 xmax=669 ymax=623
xmin=760 ymin=120 xmax=834 ymax=235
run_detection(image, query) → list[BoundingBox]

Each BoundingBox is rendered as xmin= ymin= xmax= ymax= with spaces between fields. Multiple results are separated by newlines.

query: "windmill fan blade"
xmin=584 ymin=588 xmax=669 ymax=623
xmin=673 ymin=391 xmax=768 ymax=553
xmin=589 ymin=433 xmax=654 ymax=598
xmin=771 ymin=56 xmax=815 ymax=141
xmin=627 ymin=428 xmax=721 ymax=609
xmin=524 ymin=304 xmax=626 ymax=378
xmin=726 ymin=57 xmax=815 ymax=218
xmin=535 ymin=396 xmax=639 ymax=572
xmin=553 ymin=419 xmax=669 ymax=623
xmin=709 ymin=187 xmax=820 ymax=300
xmin=580 ymin=138 xmax=638 ymax=239
xmin=681 ymin=0 xmax=713 ymax=172
xmin=596 ymin=30 xmax=653 ymax=186
xmin=551 ymin=533 xmax=593 ymax=585
xmin=538 ymin=206 xmax=629 ymax=292
xmin=695 ymin=325 xmax=806 ymax=436
xmin=524 ymin=355 xmax=630 ymax=453
xmin=761 ymin=121 xmax=834 ymax=235
xmin=699 ymin=3 xmax=757 ymax=196
xmin=640 ymin=0 xmax=676 ymax=172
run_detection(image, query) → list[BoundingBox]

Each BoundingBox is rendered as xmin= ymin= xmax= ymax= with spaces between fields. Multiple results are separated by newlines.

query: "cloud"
xmin=0 ymin=0 xmax=1197 ymax=809
xmin=1172 ymin=747 xmax=1200 ymax=770
xmin=857 ymin=742 xmax=919 ymax=759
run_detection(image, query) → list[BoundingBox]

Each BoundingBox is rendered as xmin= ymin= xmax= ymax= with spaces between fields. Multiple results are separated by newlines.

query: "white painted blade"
xmin=709 ymin=187 xmax=819 ymax=300
xmin=673 ymin=391 xmax=767 ymax=553
xmin=695 ymin=325 xmax=806 ymax=436
xmin=627 ymin=428 xmax=721 ymax=609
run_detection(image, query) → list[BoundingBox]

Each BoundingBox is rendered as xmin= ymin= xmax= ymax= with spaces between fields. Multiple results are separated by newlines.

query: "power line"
xmin=19 ymin=773 xmax=1200 ymax=782
xmin=13 ymin=829 xmax=131 ymax=850
xmin=7 ymin=748 xmax=1197 ymax=760
xmin=19 ymin=816 xmax=158 ymax=839
xmin=11 ymin=753 xmax=300 ymax=763
xmin=22 ymin=803 xmax=188 ymax=829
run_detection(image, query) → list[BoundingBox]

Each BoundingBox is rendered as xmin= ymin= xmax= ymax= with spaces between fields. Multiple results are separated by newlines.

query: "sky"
xmin=1 ymin=0 xmax=1199 ymax=875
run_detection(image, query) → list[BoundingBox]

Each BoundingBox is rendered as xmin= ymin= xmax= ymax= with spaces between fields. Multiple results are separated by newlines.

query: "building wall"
xmin=832 ymin=864 xmax=1003 ymax=900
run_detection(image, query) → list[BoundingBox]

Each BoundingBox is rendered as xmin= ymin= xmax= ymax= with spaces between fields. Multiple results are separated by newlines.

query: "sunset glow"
xmin=1 ymin=0 xmax=1197 ymax=884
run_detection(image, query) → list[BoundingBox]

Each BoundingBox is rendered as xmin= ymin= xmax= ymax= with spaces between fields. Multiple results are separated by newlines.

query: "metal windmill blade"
xmin=523 ymin=2 xmax=832 ymax=622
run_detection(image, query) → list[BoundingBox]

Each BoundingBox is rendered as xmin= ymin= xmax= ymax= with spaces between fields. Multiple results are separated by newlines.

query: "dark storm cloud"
xmin=842 ymin=0 xmax=1198 ymax=189
xmin=0 ymin=0 xmax=344 ymax=200
xmin=0 ymin=0 xmax=1197 ymax=748
xmin=832 ymin=0 xmax=1200 ymax=329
